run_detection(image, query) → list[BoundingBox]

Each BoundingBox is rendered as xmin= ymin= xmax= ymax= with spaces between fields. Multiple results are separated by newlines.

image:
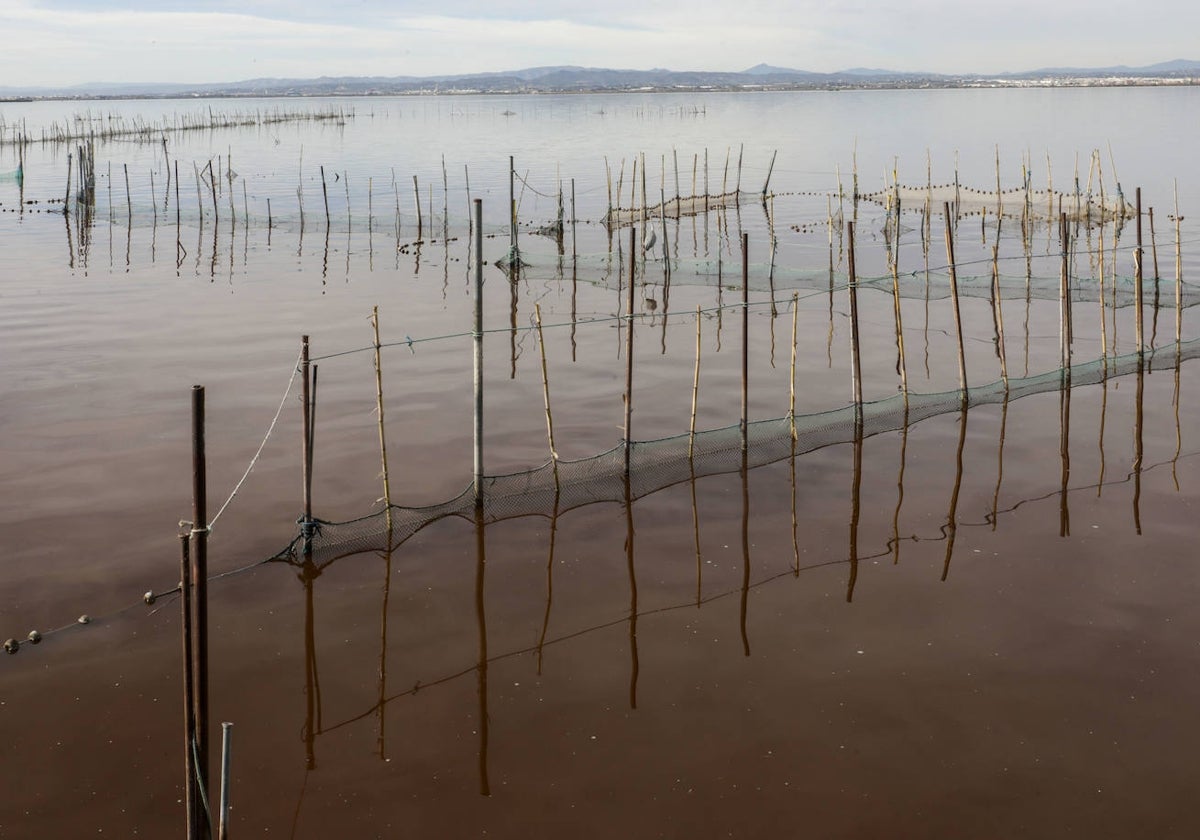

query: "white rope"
xmin=208 ymin=350 xmax=303 ymax=531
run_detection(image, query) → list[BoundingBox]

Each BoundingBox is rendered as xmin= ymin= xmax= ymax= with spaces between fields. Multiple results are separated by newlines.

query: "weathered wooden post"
xmin=189 ymin=384 xmax=210 ymax=840
xmin=473 ymin=199 xmax=485 ymax=503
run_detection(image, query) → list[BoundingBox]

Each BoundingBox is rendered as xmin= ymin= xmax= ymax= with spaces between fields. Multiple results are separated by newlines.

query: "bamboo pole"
xmin=623 ymin=227 xmax=636 ymax=476
xmin=942 ymin=203 xmax=968 ymax=399
xmin=1175 ymin=182 xmax=1183 ymax=345
xmin=689 ymin=306 xmax=701 ymax=459
xmin=1149 ymin=206 xmax=1160 ymax=280
xmin=740 ymin=233 xmax=749 ymax=452
xmin=761 ymin=149 xmax=777 ymax=201
xmin=891 ymin=198 xmax=908 ymax=401
xmin=473 ymin=199 xmax=485 ymax=501
xmin=1135 ymin=188 xmax=1144 ymax=356
xmin=847 ymin=222 xmax=863 ymax=416
xmin=994 ymin=242 xmax=1008 ymax=388
xmin=789 ymin=292 xmax=799 ymax=440
xmin=320 ymin=165 xmax=330 ymax=227
xmin=371 ymin=307 xmax=393 ymax=533
xmin=217 ymin=722 xmax=232 ymax=840
xmin=534 ymin=304 xmax=558 ymax=462
xmin=414 ymin=174 xmax=423 ymax=239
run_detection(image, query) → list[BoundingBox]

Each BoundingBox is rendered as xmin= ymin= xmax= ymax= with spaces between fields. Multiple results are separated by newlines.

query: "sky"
xmin=1 ymin=0 xmax=1197 ymax=88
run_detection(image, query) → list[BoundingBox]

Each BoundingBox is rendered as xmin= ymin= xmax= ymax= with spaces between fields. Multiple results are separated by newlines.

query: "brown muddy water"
xmin=3 ymin=89 xmax=1200 ymax=838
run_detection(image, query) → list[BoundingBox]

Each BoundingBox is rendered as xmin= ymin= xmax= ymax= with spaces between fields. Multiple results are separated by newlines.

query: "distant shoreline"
xmin=3 ymin=75 xmax=1198 ymax=104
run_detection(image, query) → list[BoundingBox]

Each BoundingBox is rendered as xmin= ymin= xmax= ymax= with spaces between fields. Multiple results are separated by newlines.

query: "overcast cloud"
xmin=2 ymin=0 xmax=1196 ymax=88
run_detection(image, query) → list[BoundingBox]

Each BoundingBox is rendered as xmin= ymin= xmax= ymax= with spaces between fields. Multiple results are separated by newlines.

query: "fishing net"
xmin=275 ymin=338 xmax=1197 ymax=571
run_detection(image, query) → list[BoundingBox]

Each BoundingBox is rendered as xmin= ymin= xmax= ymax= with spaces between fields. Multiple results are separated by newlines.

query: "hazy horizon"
xmin=2 ymin=0 xmax=1197 ymax=89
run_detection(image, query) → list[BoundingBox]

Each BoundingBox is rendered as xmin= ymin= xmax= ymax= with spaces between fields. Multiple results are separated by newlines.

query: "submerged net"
xmin=276 ymin=338 xmax=1198 ymax=570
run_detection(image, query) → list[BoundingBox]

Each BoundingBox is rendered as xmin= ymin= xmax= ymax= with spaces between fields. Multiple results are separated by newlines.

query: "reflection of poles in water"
xmin=537 ymin=493 xmax=561 ymax=675
xmin=941 ymin=405 xmax=968 ymax=582
xmin=624 ymin=473 xmax=639 ymax=710
xmin=892 ymin=404 xmax=910 ymax=561
xmin=1059 ymin=361 xmax=1072 ymax=537
xmin=301 ymin=559 xmax=321 ymax=771
xmin=991 ymin=392 xmax=1009 ymax=531
xmin=1173 ymin=341 xmax=1182 ymax=491
xmin=790 ymin=433 xmax=801 ymax=577
xmin=1133 ymin=359 xmax=1144 ymax=535
xmin=473 ymin=507 xmax=491 ymax=796
xmin=847 ymin=418 xmax=863 ymax=602
xmin=739 ymin=447 xmax=752 ymax=655
xmin=376 ymin=540 xmax=393 ymax=760
xmin=692 ymin=459 xmax=704 ymax=605
xmin=993 ymin=240 xmax=1009 ymax=388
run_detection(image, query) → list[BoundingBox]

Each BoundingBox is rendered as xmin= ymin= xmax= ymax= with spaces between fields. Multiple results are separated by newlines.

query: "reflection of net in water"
xmin=282 ymin=338 xmax=1199 ymax=571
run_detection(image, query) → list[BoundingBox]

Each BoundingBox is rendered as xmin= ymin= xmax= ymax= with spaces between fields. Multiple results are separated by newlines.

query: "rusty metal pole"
xmin=189 ymin=384 xmax=210 ymax=840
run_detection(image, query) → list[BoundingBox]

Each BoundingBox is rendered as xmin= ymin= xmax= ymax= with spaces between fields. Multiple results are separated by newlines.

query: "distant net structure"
xmin=859 ymin=183 xmax=1135 ymax=223
xmin=275 ymin=337 xmax=1199 ymax=572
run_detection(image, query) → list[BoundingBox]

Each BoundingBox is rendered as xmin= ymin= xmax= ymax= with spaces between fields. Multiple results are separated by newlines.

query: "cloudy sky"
xmin=2 ymin=0 xmax=1196 ymax=88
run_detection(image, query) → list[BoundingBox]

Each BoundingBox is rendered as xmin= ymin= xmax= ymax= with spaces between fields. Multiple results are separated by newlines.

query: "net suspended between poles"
xmin=270 ymin=338 xmax=1199 ymax=572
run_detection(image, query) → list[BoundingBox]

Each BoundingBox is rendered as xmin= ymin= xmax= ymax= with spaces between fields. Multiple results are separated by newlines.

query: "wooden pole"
xmin=1175 ymin=182 xmax=1183 ymax=345
xmin=180 ymin=534 xmax=198 ymax=840
xmin=1135 ymin=187 xmax=1144 ymax=356
xmin=473 ymin=199 xmax=485 ymax=501
xmin=189 ymin=384 xmax=210 ymax=840
xmin=301 ymin=336 xmax=313 ymax=532
xmin=789 ymin=292 xmax=799 ymax=440
xmin=217 ymin=722 xmax=233 ymax=840
xmin=414 ymin=175 xmax=423 ymax=239
xmin=689 ymin=305 xmax=702 ymax=459
xmin=942 ymin=203 xmax=968 ymax=399
xmin=741 ymin=233 xmax=750 ymax=452
xmin=848 ymin=222 xmax=863 ymax=417
xmin=891 ymin=198 xmax=908 ymax=401
xmin=624 ymin=227 xmax=636 ymax=476
xmin=534 ymin=304 xmax=558 ymax=462
xmin=371 ymin=307 xmax=393 ymax=533
xmin=994 ymin=243 xmax=1008 ymax=388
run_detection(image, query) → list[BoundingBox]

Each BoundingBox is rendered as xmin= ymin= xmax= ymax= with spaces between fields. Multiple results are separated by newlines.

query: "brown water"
xmin=3 ymin=89 xmax=1200 ymax=838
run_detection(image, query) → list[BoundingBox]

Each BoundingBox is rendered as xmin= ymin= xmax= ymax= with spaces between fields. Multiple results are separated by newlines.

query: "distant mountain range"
xmin=3 ymin=60 xmax=1198 ymax=100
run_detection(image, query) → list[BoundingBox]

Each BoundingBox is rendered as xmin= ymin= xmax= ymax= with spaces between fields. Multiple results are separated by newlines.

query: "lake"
xmin=2 ymin=86 xmax=1199 ymax=838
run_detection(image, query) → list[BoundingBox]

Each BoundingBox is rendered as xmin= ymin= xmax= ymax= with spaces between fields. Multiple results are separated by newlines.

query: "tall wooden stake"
xmin=623 ymin=227 xmax=636 ymax=475
xmin=942 ymin=203 xmax=968 ymax=400
xmin=847 ymin=222 xmax=863 ymax=417
xmin=473 ymin=199 xmax=485 ymax=502
xmin=371 ymin=308 xmax=392 ymax=533
xmin=741 ymin=233 xmax=750 ymax=452
xmin=189 ymin=385 xmax=210 ymax=840
xmin=1135 ymin=187 xmax=1144 ymax=356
